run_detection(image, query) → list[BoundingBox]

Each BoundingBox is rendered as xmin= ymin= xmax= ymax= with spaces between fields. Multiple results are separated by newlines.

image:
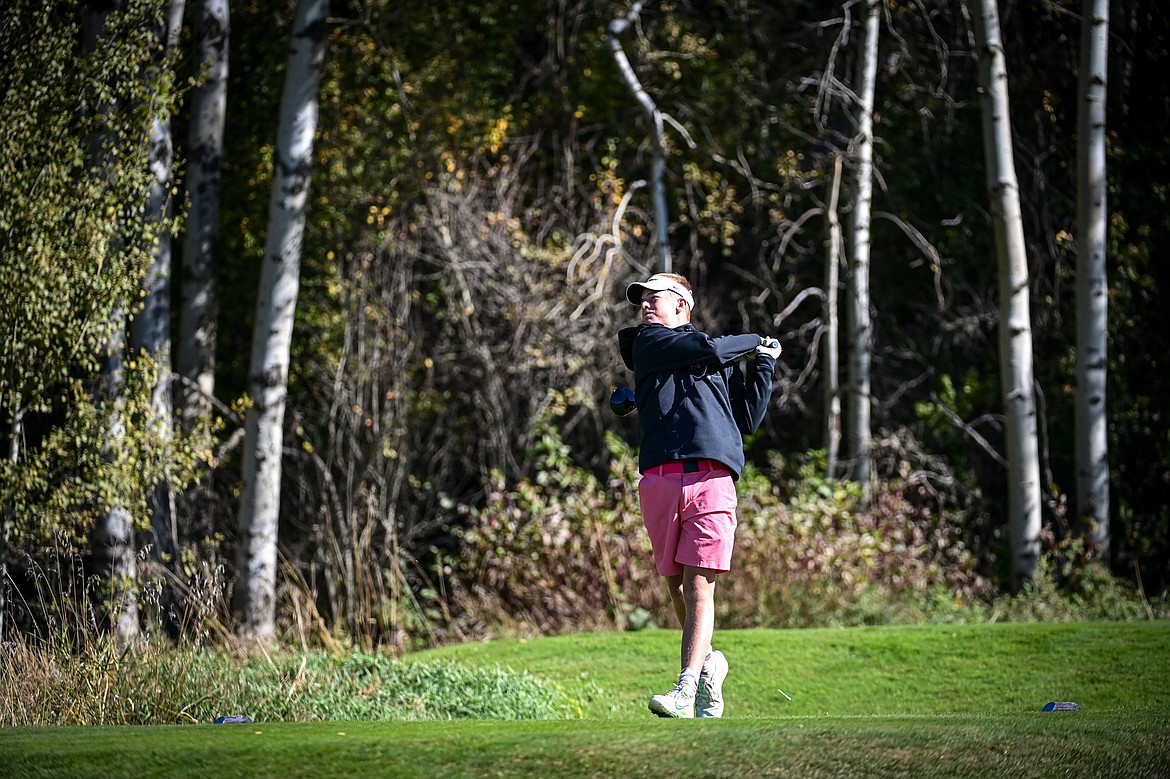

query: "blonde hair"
xmin=657 ymin=272 xmax=692 ymax=294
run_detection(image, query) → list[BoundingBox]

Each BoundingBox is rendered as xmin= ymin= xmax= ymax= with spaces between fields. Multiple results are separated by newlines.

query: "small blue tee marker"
xmin=1042 ymin=701 xmax=1081 ymax=712
xmin=214 ymin=715 xmax=254 ymax=724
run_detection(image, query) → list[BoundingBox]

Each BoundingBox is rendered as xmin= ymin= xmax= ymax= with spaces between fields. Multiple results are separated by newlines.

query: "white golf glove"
xmin=756 ymin=336 xmax=782 ymax=359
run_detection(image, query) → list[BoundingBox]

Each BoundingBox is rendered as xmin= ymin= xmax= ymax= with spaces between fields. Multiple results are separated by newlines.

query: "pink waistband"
xmin=645 ymin=459 xmax=723 ymax=476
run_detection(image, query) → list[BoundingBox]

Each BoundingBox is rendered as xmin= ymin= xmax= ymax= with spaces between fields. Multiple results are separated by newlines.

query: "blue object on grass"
xmin=1042 ymin=701 xmax=1081 ymax=712
xmin=214 ymin=715 xmax=254 ymax=724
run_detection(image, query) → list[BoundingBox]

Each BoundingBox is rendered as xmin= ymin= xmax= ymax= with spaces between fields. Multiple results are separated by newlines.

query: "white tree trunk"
xmin=96 ymin=318 xmax=141 ymax=643
xmin=235 ymin=0 xmax=329 ymax=641
xmin=130 ymin=0 xmax=185 ymax=635
xmin=971 ymin=0 xmax=1043 ymax=587
xmin=607 ymin=2 xmax=671 ymax=273
xmin=83 ymin=0 xmax=141 ymax=645
xmin=130 ymin=107 xmax=179 ymax=586
xmin=824 ymin=154 xmax=844 ymax=478
xmin=1 ymin=408 xmax=25 ymax=642
xmin=844 ymin=0 xmax=879 ymax=496
xmin=1075 ymin=0 xmax=1110 ymax=555
xmin=177 ymin=0 xmax=229 ymax=431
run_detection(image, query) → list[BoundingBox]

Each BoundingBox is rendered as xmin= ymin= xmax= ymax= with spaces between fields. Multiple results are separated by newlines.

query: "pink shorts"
xmin=638 ymin=461 xmax=738 ymax=577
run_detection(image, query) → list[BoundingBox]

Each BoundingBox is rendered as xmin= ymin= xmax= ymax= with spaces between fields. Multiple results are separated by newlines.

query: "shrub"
xmin=725 ymin=450 xmax=993 ymax=628
xmin=987 ymin=543 xmax=1168 ymax=622
xmin=455 ymin=428 xmax=667 ymax=636
xmin=454 ymin=427 xmax=1002 ymax=636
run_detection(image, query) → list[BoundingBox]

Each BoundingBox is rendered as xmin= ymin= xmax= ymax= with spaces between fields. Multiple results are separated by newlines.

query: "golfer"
xmin=618 ymin=272 xmax=780 ymax=718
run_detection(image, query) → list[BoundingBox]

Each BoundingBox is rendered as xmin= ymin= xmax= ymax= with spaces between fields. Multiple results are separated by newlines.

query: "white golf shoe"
xmin=696 ymin=650 xmax=729 ymax=718
xmin=648 ymin=682 xmax=696 ymax=718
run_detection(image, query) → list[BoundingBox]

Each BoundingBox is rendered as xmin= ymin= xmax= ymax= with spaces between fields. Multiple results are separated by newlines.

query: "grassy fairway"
xmin=420 ymin=621 xmax=1170 ymax=719
xmin=2 ymin=622 xmax=1168 ymax=778
xmin=3 ymin=712 xmax=1169 ymax=779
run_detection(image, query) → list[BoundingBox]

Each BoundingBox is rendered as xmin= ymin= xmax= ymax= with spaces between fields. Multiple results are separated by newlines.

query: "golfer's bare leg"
xmin=666 ymin=573 xmax=687 ymax=627
xmin=666 ymin=567 xmax=717 ymax=673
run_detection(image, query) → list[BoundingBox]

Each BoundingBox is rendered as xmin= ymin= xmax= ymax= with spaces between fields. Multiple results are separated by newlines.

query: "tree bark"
xmin=844 ymin=0 xmax=879 ymax=498
xmin=0 ymin=407 xmax=24 ymax=642
xmin=177 ymin=0 xmax=229 ymax=433
xmin=1075 ymin=0 xmax=1110 ymax=556
xmin=129 ymin=0 xmax=185 ymax=636
xmin=235 ymin=0 xmax=329 ymax=642
xmin=95 ymin=315 xmax=141 ymax=643
xmin=607 ymin=2 xmax=672 ymax=273
xmin=82 ymin=0 xmax=142 ymax=645
xmin=824 ymin=154 xmax=844 ymax=478
xmin=970 ymin=0 xmax=1043 ymax=588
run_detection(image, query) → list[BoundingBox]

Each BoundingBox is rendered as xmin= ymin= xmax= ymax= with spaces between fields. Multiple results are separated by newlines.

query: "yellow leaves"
xmin=366 ymin=204 xmax=393 ymax=228
xmin=486 ymin=109 xmax=512 ymax=154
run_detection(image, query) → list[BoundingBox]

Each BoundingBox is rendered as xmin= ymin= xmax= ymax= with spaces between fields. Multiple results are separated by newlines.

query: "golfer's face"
xmin=641 ymin=291 xmax=685 ymax=325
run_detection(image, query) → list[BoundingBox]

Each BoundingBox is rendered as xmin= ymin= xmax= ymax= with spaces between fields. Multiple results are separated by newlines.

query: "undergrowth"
xmin=0 ymin=638 xmax=571 ymax=726
xmin=455 ymin=429 xmax=1167 ymax=638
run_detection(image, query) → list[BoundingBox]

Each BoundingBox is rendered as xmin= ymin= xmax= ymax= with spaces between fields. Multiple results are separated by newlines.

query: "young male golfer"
xmin=618 ymin=272 xmax=780 ymax=719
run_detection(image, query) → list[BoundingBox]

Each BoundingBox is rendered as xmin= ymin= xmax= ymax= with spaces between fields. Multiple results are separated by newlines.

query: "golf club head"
xmin=610 ymin=386 xmax=636 ymax=416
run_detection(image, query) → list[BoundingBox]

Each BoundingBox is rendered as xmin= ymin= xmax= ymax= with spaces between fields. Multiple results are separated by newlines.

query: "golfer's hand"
xmin=756 ymin=337 xmax=782 ymax=360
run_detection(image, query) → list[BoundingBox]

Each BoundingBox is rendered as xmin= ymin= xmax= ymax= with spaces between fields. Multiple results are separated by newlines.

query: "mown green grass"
xmin=3 ymin=711 xmax=1168 ymax=779
xmin=420 ymin=621 xmax=1170 ymax=719
xmin=2 ymin=621 xmax=1168 ymax=778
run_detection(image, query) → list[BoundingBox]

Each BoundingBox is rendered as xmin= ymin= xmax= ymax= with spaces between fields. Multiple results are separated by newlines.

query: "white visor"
xmin=625 ymin=275 xmax=695 ymax=310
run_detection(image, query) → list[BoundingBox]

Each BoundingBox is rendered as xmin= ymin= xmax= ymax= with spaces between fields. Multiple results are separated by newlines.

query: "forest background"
xmin=1 ymin=0 xmax=1168 ymax=654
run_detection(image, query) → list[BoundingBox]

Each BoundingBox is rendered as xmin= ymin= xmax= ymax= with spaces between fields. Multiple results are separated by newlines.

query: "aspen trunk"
xmin=1075 ymin=0 xmax=1110 ymax=556
xmin=607 ymin=2 xmax=672 ymax=273
xmin=235 ymin=0 xmax=329 ymax=642
xmin=971 ymin=0 xmax=1043 ymax=587
xmin=177 ymin=0 xmax=230 ymax=432
xmin=844 ymin=0 xmax=879 ymax=497
xmin=824 ymin=154 xmax=844 ymax=478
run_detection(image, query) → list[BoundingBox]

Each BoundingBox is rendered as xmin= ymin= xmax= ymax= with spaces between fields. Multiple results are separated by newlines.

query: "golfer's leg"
xmin=665 ymin=573 xmax=686 ymax=627
xmin=680 ymin=566 xmax=717 ymax=673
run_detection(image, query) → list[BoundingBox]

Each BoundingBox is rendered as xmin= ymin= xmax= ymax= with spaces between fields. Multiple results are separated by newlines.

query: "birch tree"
xmin=93 ymin=328 xmax=140 ymax=641
xmin=844 ymin=0 xmax=880 ymax=497
xmin=177 ymin=0 xmax=230 ymax=433
xmin=129 ymin=0 xmax=185 ymax=632
xmin=82 ymin=0 xmax=140 ymax=644
xmin=235 ymin=0 xmax=329 ymax=641
xmin=1075 ymin=0 xmax=1110 ymax=556
xmin=0 ymin=0 xmax=173 ymax=640
xmin=824 ymin=154 xmax=845 ymax=477
xmin=607 ymin=1 xmax=672 ymax=273
xmin=970 ymin=0 xmax=1043 ymax=586
xmin=92 ymin=0 xmax=178 ymax=643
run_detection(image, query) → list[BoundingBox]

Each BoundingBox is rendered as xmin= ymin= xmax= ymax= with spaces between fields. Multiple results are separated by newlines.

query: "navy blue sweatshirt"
xmin=618 ymin=323 xmax=776 ymax=479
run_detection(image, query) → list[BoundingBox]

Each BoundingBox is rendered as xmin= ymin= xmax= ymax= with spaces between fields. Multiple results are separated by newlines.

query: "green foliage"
xmin=0 ymin=636 xmax=569 ymax=726
xmin=455 ymin=430 xmax=1163 ymax=637
xmin=458 ymin=428 xmax=979 ymax=635
xmin=0 ymin=359 xmax=211 ymax=551
xmin=457 ymin=420 xmax=661 ymax=635
xmin=7 ymin=0 xmax=1169 ymax=646
xmin=724 ymin=449 xmax=992 ymax=628
xmin=0 ymin=0 xmax=173 ymax=415
xmin=988 ymin=541 xmax=1161 ymax=623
